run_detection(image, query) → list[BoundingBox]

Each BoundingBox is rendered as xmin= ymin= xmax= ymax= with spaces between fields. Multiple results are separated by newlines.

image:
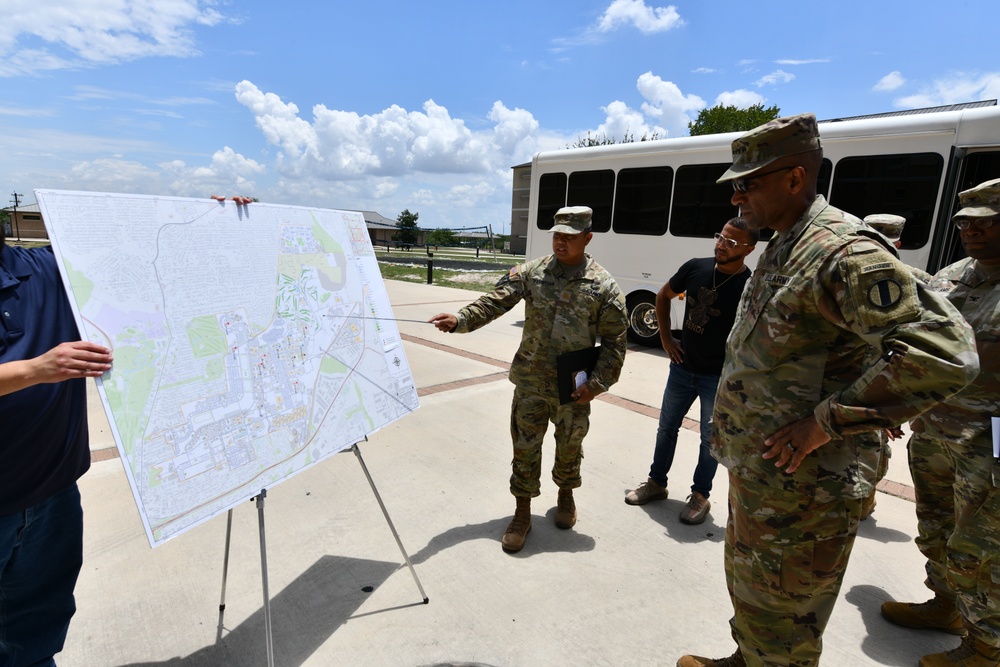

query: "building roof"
xmin=1 ymin=202 xmax=39 ymax=214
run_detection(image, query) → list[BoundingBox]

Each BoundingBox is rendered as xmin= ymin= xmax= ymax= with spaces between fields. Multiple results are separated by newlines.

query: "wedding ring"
xmin=784 ymin=442 xmax=795 ymax=453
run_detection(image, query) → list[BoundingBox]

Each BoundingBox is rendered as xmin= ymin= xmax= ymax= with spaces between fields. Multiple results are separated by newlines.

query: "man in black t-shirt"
xmin=625 ymin=217 xmax=758 ymax=524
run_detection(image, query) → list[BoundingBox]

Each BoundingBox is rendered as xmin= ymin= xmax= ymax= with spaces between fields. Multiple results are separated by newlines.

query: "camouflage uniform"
xmin=713 ymin=195 xmax=978 ymax=666
xmin=453 ymin=253 xmax=627 ymax=497
xmin=907 ymin=255 xmax=1000 ymax=648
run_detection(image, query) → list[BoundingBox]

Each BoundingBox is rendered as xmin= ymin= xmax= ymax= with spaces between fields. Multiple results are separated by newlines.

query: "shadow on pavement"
xmin=843 ymin=584 xmax=956 ymax=666
xmin=408 ymin=515 xmax=597 ymax=565
xmin=116 ymin=554 xmax=399 ymax=667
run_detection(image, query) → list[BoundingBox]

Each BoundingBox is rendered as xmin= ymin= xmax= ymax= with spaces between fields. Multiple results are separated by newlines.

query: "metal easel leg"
xmin=216 ymin=508 xmax=234 ymax=643
xmin=256 ymin=490 xmax=275 ymax=667
xmin=352 ymin=443 xmax=429 ymax=603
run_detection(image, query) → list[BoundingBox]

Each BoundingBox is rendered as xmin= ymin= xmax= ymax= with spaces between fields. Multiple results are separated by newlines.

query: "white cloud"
xmin=234 ymin=81 xmax=545 ymax=181
xmin=0 ymin=0 xmax=228 ymax=76
xmin=755 ymin=70 xmax=795 ymax=87
xmin=895 ymin=72 xmax=1000 ymax=108
xmin=0 ymin=105 xmax=55 ymax=117
xmin=66 ymin=158 xmax=164 ymax=192
xmin=874 ymin=71 xmax=906 ymax=92
xmin=58 ymin=146 xmax=263 ymax=198
xmin=228 ymin=81 xmax=553 ymax=228
xmin=713 ymin=90 xmax=766 ymax=108
xmin=634 ymin=71 xmax=704 ymax=136
xmin=596 ymin=0 xmax=683 ymax=34
xmin=775 ymin=58 xmax=830 ymax=66
xmin=692 ymin=67 xmax=716 ymax=74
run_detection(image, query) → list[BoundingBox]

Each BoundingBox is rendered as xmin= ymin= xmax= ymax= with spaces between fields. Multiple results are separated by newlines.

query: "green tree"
xmin=568 ymin=128 xmax=660 ymax=149
xmin=687 ymin=103 xmax=781 ymax=136
xmin=393 ymin=209 xmax=420 ymax=245
xmin=425 ymin=228 xmax=456 ymax=246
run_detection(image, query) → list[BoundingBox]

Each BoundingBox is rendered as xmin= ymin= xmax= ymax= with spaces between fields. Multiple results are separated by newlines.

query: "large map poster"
xmin=36 ymin=190 xmax=419 ymax=546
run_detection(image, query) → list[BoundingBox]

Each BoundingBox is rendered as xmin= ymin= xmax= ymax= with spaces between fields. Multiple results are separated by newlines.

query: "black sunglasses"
xmin=731 ymin=165 xmax=797 ymax=194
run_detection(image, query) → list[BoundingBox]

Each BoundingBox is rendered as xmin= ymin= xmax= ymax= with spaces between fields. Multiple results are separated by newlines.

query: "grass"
xmin=377 ymin=261 xmax=509 ymax=292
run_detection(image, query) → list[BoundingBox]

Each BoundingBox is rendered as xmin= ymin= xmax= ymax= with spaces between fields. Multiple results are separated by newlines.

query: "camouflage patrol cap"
xmin=953 ymin=177 xmax=1000 ymax=219
xmin=716 ymin=112 xmax=822 ymax=183
xmin=863 ymin=213 xmax=906 ymax=241
xmin=551 ymin=206 xmax=593 ymax=234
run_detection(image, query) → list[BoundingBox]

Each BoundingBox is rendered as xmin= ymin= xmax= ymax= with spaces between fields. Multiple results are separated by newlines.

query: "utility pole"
xmin=9 ymin=192 xmax=23 ymax=242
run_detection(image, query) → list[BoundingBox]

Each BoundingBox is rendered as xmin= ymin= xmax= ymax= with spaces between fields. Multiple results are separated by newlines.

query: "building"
xmin=359 ymin=209 xmax=425 ymax=247
xmin=1 ymin=202 xmax=45 ymax=240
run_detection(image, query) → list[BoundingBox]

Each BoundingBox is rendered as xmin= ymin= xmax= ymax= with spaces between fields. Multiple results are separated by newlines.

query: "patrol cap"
xmin=716 ymin=112 xmax=822 ymax=183
xmin=953 ymin=177 xmax=1000 ymax=220
xmin=863 ymin=213 xmax=906 ymax=241
xmin=551 ymin=206 xmax=593 ymax=234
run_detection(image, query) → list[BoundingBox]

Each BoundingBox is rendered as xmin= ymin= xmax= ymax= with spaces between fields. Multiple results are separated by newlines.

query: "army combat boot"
xmin=919 ymin=634 xmax=1000 ymax=666
xmin=501 ymin=497 xmax=531 ymax=553
xmin=555 ymin=488 xmax=576 ymax=529
xmin=676 ymin=650 xmax=746 ymax=667
xmin=881 ymin=593 xmax=965 ymax=635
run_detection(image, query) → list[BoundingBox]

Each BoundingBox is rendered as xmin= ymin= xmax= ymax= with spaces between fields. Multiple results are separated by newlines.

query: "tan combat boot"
xmin=881 ymin=594 xmax=965 ymax=634
xmin=555 ymin=488 xmax=576 ymax=529
xmin=676 ymin=650 xmax=746 ymax=667
xmin=501 ymin=497 xmax=531 ymax=553
xmin=919 ymin=634 xmax=1000 ymax=666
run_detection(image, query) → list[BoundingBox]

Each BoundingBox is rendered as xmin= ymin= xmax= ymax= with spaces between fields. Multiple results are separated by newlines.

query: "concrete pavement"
xmin=61 ymin=279 xmax=953 ymax=667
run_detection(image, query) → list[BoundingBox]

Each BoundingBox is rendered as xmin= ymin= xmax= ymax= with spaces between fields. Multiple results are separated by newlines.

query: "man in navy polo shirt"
xmin=0 ymin=221 xmax=112 ymax=666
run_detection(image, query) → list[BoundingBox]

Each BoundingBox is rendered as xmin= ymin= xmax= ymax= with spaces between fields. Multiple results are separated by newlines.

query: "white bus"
xmin=524 ymin=104 xmax=1000 ymax=345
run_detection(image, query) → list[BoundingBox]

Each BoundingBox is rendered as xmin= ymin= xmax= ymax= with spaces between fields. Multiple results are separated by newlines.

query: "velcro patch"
xmin=843 ymin=253 xmax=919 ymax=332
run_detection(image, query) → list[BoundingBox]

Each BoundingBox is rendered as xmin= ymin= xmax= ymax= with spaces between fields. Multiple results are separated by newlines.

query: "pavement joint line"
xmin=418 ymin=371 xmax=510 ymax=397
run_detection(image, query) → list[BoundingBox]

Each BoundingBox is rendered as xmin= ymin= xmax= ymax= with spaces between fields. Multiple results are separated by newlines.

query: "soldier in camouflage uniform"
xmin=858 ymin=213 xmax=909 ymax=520
xmin=677 ymin=114 xmax=979 ymax=667
xmin=429 ymin=206 xmax=627 ymax=553
xmin=881 ymin=178 xmax=1000 ymax=667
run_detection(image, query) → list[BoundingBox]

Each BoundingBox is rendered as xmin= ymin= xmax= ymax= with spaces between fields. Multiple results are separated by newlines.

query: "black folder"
xmin=556 ymin=346 xmax=601 ymax=404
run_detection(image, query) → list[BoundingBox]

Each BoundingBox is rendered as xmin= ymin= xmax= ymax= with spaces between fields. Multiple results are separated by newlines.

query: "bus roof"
xmin=531 ymin=104 xmax=1000 ymax=166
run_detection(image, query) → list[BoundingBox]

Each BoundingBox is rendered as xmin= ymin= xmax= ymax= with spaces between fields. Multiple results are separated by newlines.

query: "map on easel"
xmin=36 ymin=190 xmax=419 ymax=547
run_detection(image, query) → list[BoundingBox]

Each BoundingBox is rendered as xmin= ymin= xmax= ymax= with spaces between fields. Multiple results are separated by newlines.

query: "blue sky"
xmin=1 ymin=0 xmax=998 ymax=232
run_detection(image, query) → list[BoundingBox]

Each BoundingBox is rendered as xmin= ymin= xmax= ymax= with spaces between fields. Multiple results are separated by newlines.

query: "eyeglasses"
xmin=713 ymin=232 xmax=752 ymax=249
xmin=954 ymin=216 xmax=998 ymax=231
xmin=731 ymin=165 xmax=797 ymax=194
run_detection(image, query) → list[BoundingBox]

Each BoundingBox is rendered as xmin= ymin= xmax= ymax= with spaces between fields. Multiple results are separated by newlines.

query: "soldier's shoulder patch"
xmin=867 ymin=278 xmax=904 ymax=308
xmin=841 ymin=251 xmax=919 ymax=332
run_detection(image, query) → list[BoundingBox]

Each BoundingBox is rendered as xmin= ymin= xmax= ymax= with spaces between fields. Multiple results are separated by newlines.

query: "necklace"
xmin=712 ymin=264 xmax=744 ymax=292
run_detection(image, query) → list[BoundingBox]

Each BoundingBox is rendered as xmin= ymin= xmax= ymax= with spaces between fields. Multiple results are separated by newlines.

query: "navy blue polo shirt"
xmin=0 ymin=244 xmax=90 ymax=515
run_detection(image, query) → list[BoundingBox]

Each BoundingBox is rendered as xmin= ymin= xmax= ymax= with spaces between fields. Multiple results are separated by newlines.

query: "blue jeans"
xmin=648 ymin=363 xmax=720 ymax=498
xmin=0 ymin=483 xmax=84 ymax=667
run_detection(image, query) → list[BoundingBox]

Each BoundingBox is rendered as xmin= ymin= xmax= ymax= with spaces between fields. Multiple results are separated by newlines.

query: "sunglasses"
xmin=713 ymin=233 xmax=752 ymax=249
xmin=731 ymin=165 xmax=797 ymax=194
xmin=954 ymin=216 xmax=998 ymax=231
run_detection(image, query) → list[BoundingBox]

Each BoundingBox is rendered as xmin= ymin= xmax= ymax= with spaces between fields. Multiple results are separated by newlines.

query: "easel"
xmin=215 ymin=442 xmax=428 ymax=666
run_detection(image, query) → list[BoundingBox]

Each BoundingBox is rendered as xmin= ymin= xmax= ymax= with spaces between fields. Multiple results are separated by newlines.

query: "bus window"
xmin=568 ymin=169 xmax=614 ymax=233
xmin=829 ymin=153 xmax=943 ymax=249
xmin=816 ymin=158 xmax=833 ymax=198
xmin=612 ymin=166 xmax=673 ymax=235
xmin=959 ymin=151 xmax=1000 ymax=193
xmin=536 ymin=172 xmax=567 ymax=230
xmin=669 ymin=163 xmax=738 ymax=237
xmin=939 ymin=150 xmax=1000 ymax=267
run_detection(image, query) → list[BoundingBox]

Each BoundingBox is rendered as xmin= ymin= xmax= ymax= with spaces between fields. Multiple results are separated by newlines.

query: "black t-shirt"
xmin=668 ymin=256 xmax=751 ymax=375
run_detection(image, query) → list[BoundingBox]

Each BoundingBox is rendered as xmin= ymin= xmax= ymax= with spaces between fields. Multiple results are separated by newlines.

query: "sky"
xmin=1 ymin=0 xmax=998 ymax=233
